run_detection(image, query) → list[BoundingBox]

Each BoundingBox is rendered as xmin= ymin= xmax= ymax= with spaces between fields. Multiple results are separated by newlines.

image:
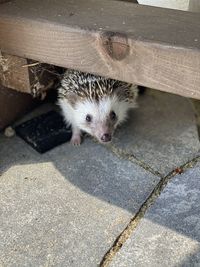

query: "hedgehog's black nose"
xmin=101 ymin=133 xmax=111 ymax=142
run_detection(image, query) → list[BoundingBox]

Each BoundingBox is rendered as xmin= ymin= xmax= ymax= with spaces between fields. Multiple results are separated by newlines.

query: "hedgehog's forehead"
xmin=75 ymin=96 xmax=117 ymax=119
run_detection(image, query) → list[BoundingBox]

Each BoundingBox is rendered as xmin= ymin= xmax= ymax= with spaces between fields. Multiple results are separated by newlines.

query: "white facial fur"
xmin=59 ymin=94 xmax=136 ymax=142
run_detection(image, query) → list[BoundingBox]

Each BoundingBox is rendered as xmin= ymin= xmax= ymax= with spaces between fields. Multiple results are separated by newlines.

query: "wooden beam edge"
xmin=0 ymin=13 xmax=200 ymax=99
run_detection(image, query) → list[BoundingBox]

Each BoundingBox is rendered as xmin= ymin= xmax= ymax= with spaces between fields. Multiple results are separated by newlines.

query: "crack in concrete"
xmin=105 ymin=143 xmax=163 ymax=178
xmin=100 ymin=155 xmax=200 ymax=267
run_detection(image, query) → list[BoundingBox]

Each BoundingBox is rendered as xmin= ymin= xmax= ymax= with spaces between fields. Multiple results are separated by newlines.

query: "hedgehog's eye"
xmin=86 ymin=114 xmax=92 ymax=122
xmin=110 ymin=111 xmax=116 ymax=121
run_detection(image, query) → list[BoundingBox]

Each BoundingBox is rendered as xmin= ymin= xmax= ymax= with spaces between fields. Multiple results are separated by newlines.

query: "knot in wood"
xmin=101 ymin=32 xmax=129 ymax=61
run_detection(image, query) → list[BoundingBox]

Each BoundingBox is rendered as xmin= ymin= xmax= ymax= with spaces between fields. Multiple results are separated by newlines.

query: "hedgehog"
xmin=58 ymin=69 xmax=138 ymax=145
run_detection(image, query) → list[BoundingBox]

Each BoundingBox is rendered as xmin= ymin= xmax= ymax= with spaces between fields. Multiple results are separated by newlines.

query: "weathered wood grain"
xmin=0 ymin=53 xmax=60 ymax=95
xmin=0 ymin=53 xmax=31 ymax=93
xmin=0 ymin=85 xmax=37 ymax=129
xmin=0 ymin=0 xmax=200 ymax=98
xmin=0 ymin=1 xmax=12 ymax=3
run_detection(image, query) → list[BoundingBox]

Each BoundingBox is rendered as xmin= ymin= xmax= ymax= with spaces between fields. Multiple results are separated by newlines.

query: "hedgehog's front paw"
xmin=70 ymin=134 xmax=82 ymax=146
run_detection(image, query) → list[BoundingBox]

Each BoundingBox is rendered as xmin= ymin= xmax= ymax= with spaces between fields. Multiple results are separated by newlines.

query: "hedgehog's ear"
xmin=114 ymin=84 xmax=138 ymax=103
xmin=113 ymin=86 xmax=128 ymax=101
xmin=66 ymin=92 xmax=78 ymax=106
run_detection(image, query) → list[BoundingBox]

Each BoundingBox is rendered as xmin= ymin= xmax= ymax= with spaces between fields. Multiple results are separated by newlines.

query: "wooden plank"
xmin=0 ymin=1 xmax=12 ymax=3
xmin=0 ymin=0 xmax=200 ymax=99
xmin=0 ymin=52 xmax=31 ymax=93
xmin=0 ymin=53 xmax=60 ymax=95
xmin=0 ymin=85 xmax=37 ymax=130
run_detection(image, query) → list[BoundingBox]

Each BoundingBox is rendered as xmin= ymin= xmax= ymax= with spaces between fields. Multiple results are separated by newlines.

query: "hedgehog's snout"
xmin=101 ymin=133 xmax=112 ymax=143
xmin=93 ymin=124 xmax=114 ymax=144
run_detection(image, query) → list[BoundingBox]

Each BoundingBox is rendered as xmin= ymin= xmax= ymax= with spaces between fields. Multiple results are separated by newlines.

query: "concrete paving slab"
xmin=110 ymin=161 xmax=200 ymax=267
xmin=0 ymin=134 xmax=160 ymax=267
xmin=113 ymin=89 xmax=200 ymax=175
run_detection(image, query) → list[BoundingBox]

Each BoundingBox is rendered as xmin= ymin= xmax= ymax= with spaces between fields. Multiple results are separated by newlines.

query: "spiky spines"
xmin=58 ymin=69 xmax=137 ymax=104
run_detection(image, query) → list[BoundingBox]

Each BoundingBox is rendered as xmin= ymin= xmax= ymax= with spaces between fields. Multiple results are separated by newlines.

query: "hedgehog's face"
xmin=74 ymin=95 xmax=130 ymax=143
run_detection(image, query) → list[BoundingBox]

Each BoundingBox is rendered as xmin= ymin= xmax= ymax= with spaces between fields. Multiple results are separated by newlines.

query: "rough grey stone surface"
xmin=113 ymin=89 xmax=200 ymax=175
xmin=0 ymin=134 xmax=160 ymax=267
xmin=110 ymin=161 xmax=200 ymax=267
